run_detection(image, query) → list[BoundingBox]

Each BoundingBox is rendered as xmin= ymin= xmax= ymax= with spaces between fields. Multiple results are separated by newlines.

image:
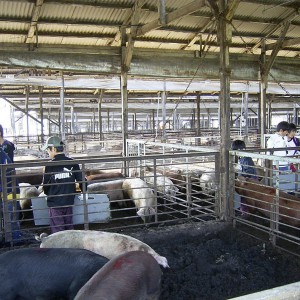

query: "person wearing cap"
xmin=41 ymin=136 xmax=83 ymax=233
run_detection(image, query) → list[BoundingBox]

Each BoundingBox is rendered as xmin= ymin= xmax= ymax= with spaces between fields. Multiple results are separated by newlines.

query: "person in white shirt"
xmin=285 ymin=123 xmax=299 ymax=172
xmin=285 ymin=123 xmax=299 ymax=156
xmin=266 ymin=121 xmax=289 ymax=169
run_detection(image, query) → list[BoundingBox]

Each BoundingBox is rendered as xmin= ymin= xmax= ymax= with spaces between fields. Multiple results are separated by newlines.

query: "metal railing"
xmin=230 ymin=148 xmax=300 ymax=256
xmin=0 ymin=149 xmax=220 ymax=246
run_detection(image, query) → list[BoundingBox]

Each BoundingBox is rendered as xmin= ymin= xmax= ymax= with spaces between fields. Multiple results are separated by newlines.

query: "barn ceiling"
xmin=0 ymin=0 xmax=300 ymax=119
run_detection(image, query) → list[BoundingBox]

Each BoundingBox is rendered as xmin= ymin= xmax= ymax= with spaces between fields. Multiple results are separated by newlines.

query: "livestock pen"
xmin=230 ymin=147 xmax=300 ymax=256
xmin=0 ymin=143 xmax=220 ymax=245
xmin=1 ymin=140 xmax=300 ymax=299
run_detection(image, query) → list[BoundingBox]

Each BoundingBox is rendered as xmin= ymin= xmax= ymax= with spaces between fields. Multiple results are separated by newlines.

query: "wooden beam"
xmin=26 ymin=0 xmax=44 ymax=44
xmin=182 ymin=18 xmax=215 ymax=50
xmin=136 ymin=0 xmax=206 ymax=36
xmin=266 ymin=37 xmax=300 ymax=51
xmin=250 ymin=10 xmax=298 ymax=52
xmin=122 ymin=0 xmax=145 ymax=71
xmin=225 ymin=0 xmax=240 ymax=21
xmin=109 ymin=9 xmax=133 ymax=47
xmin=264 ymin=20 xmax=291 ymax=75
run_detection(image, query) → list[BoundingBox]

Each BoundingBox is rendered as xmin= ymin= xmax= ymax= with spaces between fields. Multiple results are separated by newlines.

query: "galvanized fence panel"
xmin=0 ymin=149 xmax=220 ymax=246
xmin=230 ymin=149 xmax=300 ymax=256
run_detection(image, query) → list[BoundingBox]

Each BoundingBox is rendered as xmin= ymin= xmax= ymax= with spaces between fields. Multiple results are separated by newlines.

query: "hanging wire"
xmin=144 ymin=19 xmax=218 ymax=144
xmin=229 ymin=18 xmax=294 ymax=99
xmin=262 ymin=1 xmax=297 ymax=12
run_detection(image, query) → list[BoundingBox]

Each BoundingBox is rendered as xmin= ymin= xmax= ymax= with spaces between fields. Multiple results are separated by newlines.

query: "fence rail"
xmin=0 ymin=150 xmax=219 ymax=246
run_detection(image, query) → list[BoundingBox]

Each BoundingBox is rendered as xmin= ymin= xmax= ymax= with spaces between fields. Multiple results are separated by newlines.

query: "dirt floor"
xmin=120 ymin=221 xmax=300 ymax=300
xmin=1 ymin=220 xmax=300 ymax=299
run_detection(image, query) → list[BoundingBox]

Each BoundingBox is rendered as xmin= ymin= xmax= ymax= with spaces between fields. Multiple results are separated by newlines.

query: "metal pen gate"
xmin=0 ymin=145 xmax=220 ymax=246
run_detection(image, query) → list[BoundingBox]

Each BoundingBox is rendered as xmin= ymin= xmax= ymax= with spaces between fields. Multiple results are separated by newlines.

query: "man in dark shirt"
xmin=41 ymin=136 xmax=83 ymax=233
xmin=0 ymin=124 xmax=15 ymax=162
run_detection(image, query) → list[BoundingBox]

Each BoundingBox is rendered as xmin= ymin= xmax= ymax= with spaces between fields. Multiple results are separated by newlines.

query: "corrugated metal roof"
xmin=0 ymin=0 xmax=299 ymax=111
xmin=0 ymin=0 xmax=298 ymax=57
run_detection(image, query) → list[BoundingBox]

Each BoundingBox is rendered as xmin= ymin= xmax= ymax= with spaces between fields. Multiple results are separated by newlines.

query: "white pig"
xmin=37 ymin=230 xmax=169 ymax=268
xmin=122 ymin=178 xmax=156 ymax=222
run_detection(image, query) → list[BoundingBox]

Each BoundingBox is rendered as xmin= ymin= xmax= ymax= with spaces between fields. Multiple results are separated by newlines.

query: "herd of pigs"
xmin=16 ymin=165 xmax=216 ymax=223
xmin=1 ymin=222 xmax=300 ymax=299
xmin=0 ymin=230 xmax=168 ymax=299
xmin=16 ymin=165 xmax=300 ymax=229
xmin=1 ymin=164 xmax=300 ymax=299
xmin=235 ymin=176 xmax=300 ymax=228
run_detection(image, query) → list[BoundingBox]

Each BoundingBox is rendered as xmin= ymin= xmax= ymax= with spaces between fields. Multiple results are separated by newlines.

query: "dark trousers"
xmin=49 ymin=206 xmax=74 ymax=233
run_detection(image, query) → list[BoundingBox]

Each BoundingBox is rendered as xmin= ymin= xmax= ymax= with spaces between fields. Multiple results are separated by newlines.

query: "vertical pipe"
xmin=39 ymin=86 xmax=44 ymax=144
xmin=48 ymin=107 xmax=51 ymax=135
xmin=259 ymin=40 xmax=267 ymax=148
xmin=25 ymin=86 xmax=29 ymax=148
xmin=240 ymin=93 xmax=244 ymax=136
xmin=155 ymin=94 xmax=160 ymax=139
xmin=60 ymin=72 xmax=65 ymax=141
xmin=267 ymin=98 xmax=272 ymax=132
xmin=120 ymin=24 xmax=128 ymax=161
xmin=146 ymin=114 xmax=149 ymax=130
xmin=172 ymin=109 xmax=175 ymax=131
xmin=293 ymin=106 xmax=297 ymax=125
xmin=196 ymin=92 xmax=201 ymax=145
xmin=70 ymin=106 xmax=75 ymax=134
xmin=134 ymin=113 xmax=137 ymax=130
xmin=92 ymin=109 xmax=96 ymax=136
xmin=121 ymin=72 xmax=129 ymax=176
xmin=207 ymin=109 xmax=211 ymax=128
xmin=10 ymin=106 xmax=16 ymax=140
xmin=161 ymin=81 xmax=167 ymax=141
xmin=158 ymin=0 xmax=166 ymax=25
xmin=244 ymin=84 xmax=249 ymax=142
xmin=191 ymin=109 xmax=195 ymax=130
xmin=107 ymin=109 xmax=110 ymax=131
xmin=98 ymin=90 xmax=103 ymax=143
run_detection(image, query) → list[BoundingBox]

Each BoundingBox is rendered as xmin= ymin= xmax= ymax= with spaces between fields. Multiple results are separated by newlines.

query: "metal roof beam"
xmin=136 ymin=0 xmax=207 ymax=36
xmin=0 ymin=95 xmax=42 ymax=124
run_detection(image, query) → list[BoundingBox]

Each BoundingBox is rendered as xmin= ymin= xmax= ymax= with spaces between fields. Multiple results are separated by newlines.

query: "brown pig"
xmin=235 ymin=176 xmax=300 ymax=227
xmin=74 ymin=251 xmax=162 ymax=300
